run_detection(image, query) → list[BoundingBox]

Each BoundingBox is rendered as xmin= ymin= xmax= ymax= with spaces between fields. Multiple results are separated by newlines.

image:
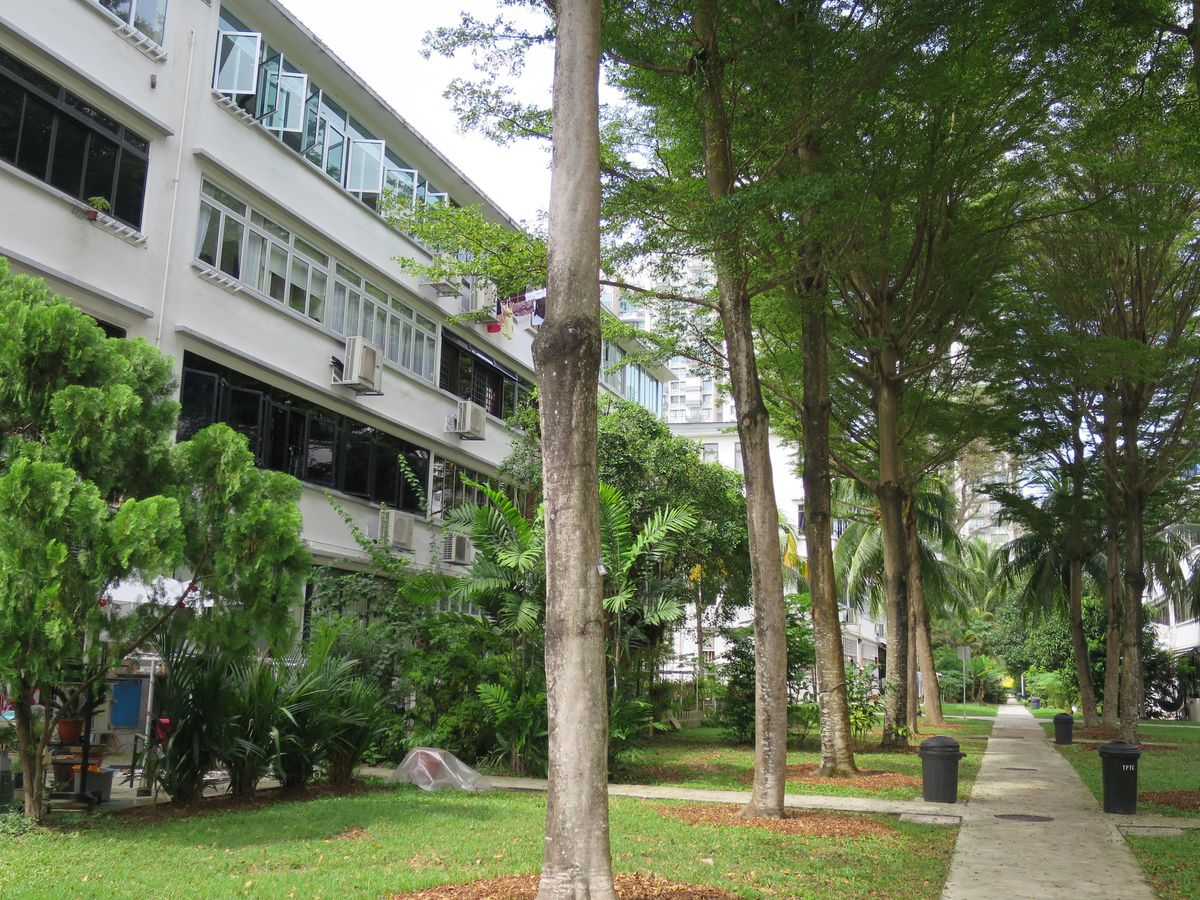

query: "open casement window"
xmin=346 ymin=139 xmax=385 ymax=194
xmin=257 ymin=57 xmax=308 ymax=134
xmin=424 ymin=191 xmax=449 ymax=207
xmin=323 ymin=120 xmax=347 ymax=184
xmin=384 ymin=165 xmax=417 ymax=206
xmin=214 ymin=31 xmax=261 ymax=95
xmin=300 ymin=90 xmax=324 ymax=160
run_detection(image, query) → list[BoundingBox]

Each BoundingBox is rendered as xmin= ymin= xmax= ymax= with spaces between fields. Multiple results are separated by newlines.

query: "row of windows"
xmin=195 ymin=180 xmax=438 ymax=382
xmin=601 ymin=341 xmax=663 ymax=417
xmin=179 ymin=353 xmax=430 ymax=515
xmin=0 ymin=49 xmax=148 ymax=228
xmin=214 ymin=8 xmax=448 ymax=214
xmin=429 ymin=458 xmax=494 ymax=519
xmin=439 ymin=334 xmax=531 ymax=420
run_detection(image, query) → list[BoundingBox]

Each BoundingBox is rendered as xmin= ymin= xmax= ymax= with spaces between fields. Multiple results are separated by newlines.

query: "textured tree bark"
xmin=798 ymin=276 xmax=858 ymax=776
xmin=1101 ymin=402 xmax=1123 ymax=729
xmin=877 ymin=373 xmax=909 ymax=748
xmin=693 ymin=0 xmax=789 ymax=817
xmin=535 ymin=1 xmax=615 ymax=895
xmin=12 ymin=686 xmax=46 ymax=821
xmin=1119 ymin=489 xmax=1146 ymax=745
xmin=906 ymin=592 xmax=920 ymax=735
xmin=905 ymin=502 xmax=943 ymax=726
xmin=1067 ymin=556 xmax=1100 ymax=728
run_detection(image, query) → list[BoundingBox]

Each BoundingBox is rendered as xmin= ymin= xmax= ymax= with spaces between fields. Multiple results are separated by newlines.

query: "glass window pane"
xmin=305 ymin=416 xmax=337 ymax=485
xmin=219 ymin=216 xmax=242 ymax=278
xmin=16 ymin=95 xmax=53 ymax=180
xmin=347 ymin=139 xmax=384 ymax=193
xmin=113 ymin=150 xmax=147 ymax=228
xmin=267 ymin=243 xmax=288 ymax=301
xmin=255 ymin=53 xmax=281 ymax=123
xmin=49 ymin=114 xmax=88 ymax=197
xmin=244 ymin=230 xmax=267 ymax=291
xmin=293 ymin=236 xmax=327 ymax=265
xmin=270 ymin=72 xmax=307 ymax=133
xmin=302 ymin=101 xmax=324 ymax=166
xmin=383 ymin=165 xmax=416 ymax=205
xmin=132 ymin=0 xmax=168 ymax=45
xmin=329 ymin=280 xmax=347 ymax=334
xmin=335 ymin=263 xmax=360 ymax=285
xmin=399 ymin=321 xmax=413 ymax=370
xmin=82 ymin=132 xmax=117 ymax=206
xmin=196 ymin=202 xmax=220 ymax=266
xmin=308 ymin=269 xmax=326 ymax=322
xmin=324 ymin=123 xmax=345 ymax=183
xmin=215 ymin=32 xmax=261 ymax=95
xmin=178 ymin=368 xmax=219 ymax=441
xmin=288 ymin=256 xmax=309 ymax=312
xmin=228 ymin=387 xmax=263 ymax=459
xmin=386 ymin=316 xmax=400 ymax=363
xmin=0 ymin=76 xmax=22 ymax=163
xmin=346 ymin=289 xmax=360 ymax=335
xmin=202 ymin=180 xmax=245 ymax=215
xmin=343 ymin=423 xmax=372 ymax=497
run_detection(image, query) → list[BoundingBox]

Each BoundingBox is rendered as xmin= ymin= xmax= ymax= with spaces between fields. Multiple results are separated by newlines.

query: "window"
xmin=701 ymin=443 xmax=718 ymax=463
xmin=797 ymin=504 xmax=806 ymax=531
xmin=733 ymin=442 xmax=743 ymax=474
xmin=211 ymin=17 xmax=450 ymax=218
xmin=439 ymin=334 xmax=531 ymax=419
xmin=0 ymin=49 xmax=149 ymax=228
xmin=194 ymin=181 xmax=437 ymax=382
xmin=97 ymin=0 xmax=169 ymax=45
xmin=429 ymin=457 xmax=494 ymax=519
xmin=179 ymin=353 xmax=430 ymax=513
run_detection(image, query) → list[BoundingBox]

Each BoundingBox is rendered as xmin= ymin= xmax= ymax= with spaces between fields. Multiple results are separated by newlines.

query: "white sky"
xmin=279 ymin=0 xmax=555 ymax=227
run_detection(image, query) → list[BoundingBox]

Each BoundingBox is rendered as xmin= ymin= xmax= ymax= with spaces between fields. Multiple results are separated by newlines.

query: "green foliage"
xmin=717 ymin=595 xmax=816 ymax=742
xmin=476 ymin=679 xmax=548 ymax=777
xmin=790 ymin=701 xmax=821 ymax=745
xmin=844 ymin=664 xmax=883 ymax=743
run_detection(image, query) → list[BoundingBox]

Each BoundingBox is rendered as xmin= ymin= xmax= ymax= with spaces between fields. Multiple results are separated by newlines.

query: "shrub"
xmin=790 ymin=702 xmax=821 ymax=745
xmin=325 ymin=678 xmax=388 ymax=788
xmin=845 ymin=664 xmax=883 ymax=742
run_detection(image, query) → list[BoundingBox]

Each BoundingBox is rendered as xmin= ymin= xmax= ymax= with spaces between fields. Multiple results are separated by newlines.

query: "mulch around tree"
xmin=390 ymin=873 xmax=740 ymax=899
xmin=1140 ymin=790 xmax=1200 ymax=811
xmin=738 ymin=763 xmax=921 ymax=792
xmin=1075 ymin=742 xmax=1179 ymax=752
xmin=656 ymin=803 xmax=898 ymax=838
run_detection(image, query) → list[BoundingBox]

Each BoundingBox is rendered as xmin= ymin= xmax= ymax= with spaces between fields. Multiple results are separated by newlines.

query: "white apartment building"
xmin=0 ymin=1 xmax=666 ymax=613
xmin=666 ymin=417 xmax=887 ymax=678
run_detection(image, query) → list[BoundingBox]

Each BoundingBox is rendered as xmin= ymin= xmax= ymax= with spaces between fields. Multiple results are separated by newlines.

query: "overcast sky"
xmin=280 ymin=0 xmax=554 ymax=227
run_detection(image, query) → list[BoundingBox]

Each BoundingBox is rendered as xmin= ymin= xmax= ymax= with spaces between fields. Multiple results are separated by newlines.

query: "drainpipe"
xmin=155 ymin=28 xmax=198 ymax=346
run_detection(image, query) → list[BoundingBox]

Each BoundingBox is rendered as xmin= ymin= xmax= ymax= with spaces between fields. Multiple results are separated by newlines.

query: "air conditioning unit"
xmin=377 ymin=508 xmax=414 ymax=551
xmin=424 ymin=273 xmax=462 ymax=298
xmin=446 ymin=399 xmax=486 ymax=440
xmin=332 ymin=336 xmax=383 ymax=393
xmin=876 ymin=622 xmax=886 ymax=639
xmin=463 ymin=282 xmax=499 ymax=322
xmin=442 ymin=532 xmax=473 ymax=565
xmin=838 ymin=607 xmax=849 ymax=624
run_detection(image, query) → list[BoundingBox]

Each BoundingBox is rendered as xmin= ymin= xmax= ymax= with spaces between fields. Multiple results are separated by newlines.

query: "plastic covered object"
xmin=390 ymin=747 xmax=491 ymax=792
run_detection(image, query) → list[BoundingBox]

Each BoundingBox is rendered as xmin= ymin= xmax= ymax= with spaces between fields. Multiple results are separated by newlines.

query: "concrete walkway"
xmin=941 ymin=702 xmax=1155 ymax=899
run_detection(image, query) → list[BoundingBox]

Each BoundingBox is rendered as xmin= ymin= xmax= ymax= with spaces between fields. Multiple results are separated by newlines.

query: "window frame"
xmin=213 ymin=31 xmax=262 ymax=96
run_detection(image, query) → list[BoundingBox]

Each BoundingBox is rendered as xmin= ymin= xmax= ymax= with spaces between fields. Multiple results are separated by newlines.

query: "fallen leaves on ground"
xmin=390 ymin=873 xmax=739 ymax=898
xmin=1140 ymin=790 xmax=1200 ymax=811
xmin=656 ymin=803 xmax=897 ymax=838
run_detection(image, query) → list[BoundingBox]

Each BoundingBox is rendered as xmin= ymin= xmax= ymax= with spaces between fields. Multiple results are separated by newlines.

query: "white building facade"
xmin=0 ymin=1 xmax=664 ymax=613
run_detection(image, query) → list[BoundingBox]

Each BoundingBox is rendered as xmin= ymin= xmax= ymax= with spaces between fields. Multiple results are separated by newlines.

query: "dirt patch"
xmin=391 ymin=873 xmax=739 ymax=899
xmin=738 ymin=763 xmax=920 ymax=792
xmin=1075 ymin=743 xmax=1178 ymax=753
xmin=1073 ymin=726 xmax=1120 ymax=741
xmin=336 ymin=825 xmax=370 ymax=841
xmin=657 ymin=803 xmax=897 ymax=838
xmin=1141 ymin=790 xmax=1200 ymax=811
xmin=103 ymin=781 xmax=386 ymax=825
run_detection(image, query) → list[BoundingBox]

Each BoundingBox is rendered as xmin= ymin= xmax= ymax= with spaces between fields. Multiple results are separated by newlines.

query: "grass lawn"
xmin=936 ymin=703 xmax=999 ymax=718
xmin=0 ymin=786 xmax=958 ymax=898
xmin=1045 ymin=722 xmax=1200 ymax=818
xmin=622 ymin=718 xmax=993 ymax=802
xmin=1125 ymin=830 xmax=1200 ymax=900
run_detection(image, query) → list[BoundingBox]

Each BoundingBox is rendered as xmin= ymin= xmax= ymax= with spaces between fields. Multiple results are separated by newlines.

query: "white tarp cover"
xmin=390 ymin=748 xmax=491 ymax=792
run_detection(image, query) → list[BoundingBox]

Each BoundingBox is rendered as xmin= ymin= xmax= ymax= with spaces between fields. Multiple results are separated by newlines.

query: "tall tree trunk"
xmin=877 ymin=372 xmax=909 ymax=748
xmin=13 ymin=688 xmax=47 ymax=821
xmin=1067 ymin=408 xmax=1100 ymax=726
xmin=695 ymin=585 xmax=704 ymax=711
xmin=1119 ymin=489 xmax=1146 ymax=744
xmin=906 ymin=591 xmax=920 ymax=734
xmin=1101 ymin=397 xmax=1123 ymax=728
xmin=1067 ymin=556 xmax=1100 ymax=727
xmin=694 ymin=0 xmax=789 ymax=817
xmin=905 ymin=501 xmax=944 ymax=726
xmin=798 ymin=276 xmax=858 ymax=776
xmin=535 ymin=2 xmax=614 ymax=895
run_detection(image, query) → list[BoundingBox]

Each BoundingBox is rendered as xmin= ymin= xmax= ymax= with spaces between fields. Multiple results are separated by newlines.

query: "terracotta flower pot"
xmin=57 ymin=717 xmax=84 ymax=745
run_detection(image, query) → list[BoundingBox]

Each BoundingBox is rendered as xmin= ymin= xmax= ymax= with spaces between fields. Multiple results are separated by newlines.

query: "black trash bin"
xmin=1053 ymin=713 xmax=1074 ymax=745
xmin=1031 ymin=697 xmax=1041 ymax=710
xmin=918 ymin=736 xmax=966 ymax=804
xmin=1099 ymin=740 xmax=1141 ymax=814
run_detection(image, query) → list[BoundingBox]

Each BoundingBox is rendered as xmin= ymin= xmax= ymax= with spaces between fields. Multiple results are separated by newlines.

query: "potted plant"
xmin=51 ymin=684 xmax=106 ymax=746
xmin=85 ymin=196 xmax=111 ymax=221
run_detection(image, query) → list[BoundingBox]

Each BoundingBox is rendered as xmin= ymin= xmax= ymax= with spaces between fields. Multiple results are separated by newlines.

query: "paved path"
xmin=942 ymin=703 xmax=1155 ymax=899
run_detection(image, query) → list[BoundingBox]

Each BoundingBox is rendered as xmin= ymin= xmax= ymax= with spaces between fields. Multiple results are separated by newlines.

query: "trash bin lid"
xmin=1053 ymin=713 xmax=1074 ymax=724
xmin=1098 ymin=739 xmax=1141 ymax=759
xmin=918 ymin=735 xmax=962 ymax=756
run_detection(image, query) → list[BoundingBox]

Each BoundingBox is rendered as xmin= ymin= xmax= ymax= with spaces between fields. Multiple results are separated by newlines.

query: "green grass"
xmin=1046 ymin=722 xmax=1200 ymax=818
xmin=1126 ymin=830 xmax=1200 ymax=900
xmin=0 ymin=786 xmax=958 ymax=898
xmin=937 ymin=703 xmax=999 ymax=718
xmin=622 ymin=719 xmax=994 ymax=802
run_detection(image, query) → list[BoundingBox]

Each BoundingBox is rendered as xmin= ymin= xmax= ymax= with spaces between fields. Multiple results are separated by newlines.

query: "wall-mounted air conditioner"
xmin=463 ymin=282 xmax=499 ymax=322
xmin=423 ymin=271 xmax=462 ymax=298
xmin=377 ymin=508 xmax=414 ymax=551
xmin=332 ymin=336 xmax=383 ymax=394
xmin=442 ymin=532 xmax=473 ymax=565
xmin=445 ymin=399 xmax=486 ymax=440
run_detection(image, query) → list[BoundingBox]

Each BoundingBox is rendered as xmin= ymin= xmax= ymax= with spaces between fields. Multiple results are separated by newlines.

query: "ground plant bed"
xmin=0 ymin=785 xmax=959 ymax=898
